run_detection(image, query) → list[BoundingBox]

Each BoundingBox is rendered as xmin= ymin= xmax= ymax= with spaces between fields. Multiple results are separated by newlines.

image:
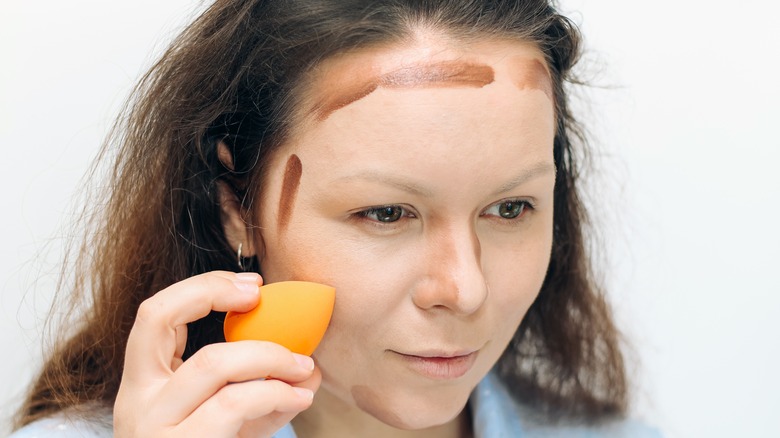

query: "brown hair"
xmin=16 ymin=0 xmax=627 ymax=429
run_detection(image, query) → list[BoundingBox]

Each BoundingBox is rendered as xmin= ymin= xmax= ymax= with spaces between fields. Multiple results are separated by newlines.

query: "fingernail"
xmin=293 ymin=354 xmax=314 ymax=371
xmin=236 ymin=272 xmax=260 ymax=283
xmin=293 ymin=387 xmax=314 ymax=401
xmin=233 ymin=275 xmax=259 ymax=294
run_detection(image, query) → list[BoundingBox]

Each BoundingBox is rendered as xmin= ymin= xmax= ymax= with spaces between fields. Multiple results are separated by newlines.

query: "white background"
xmin=2 ymin=1 xmax=779 ymax=436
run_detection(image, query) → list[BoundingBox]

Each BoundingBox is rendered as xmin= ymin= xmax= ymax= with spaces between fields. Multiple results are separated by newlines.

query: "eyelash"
xmin=353 ymin=198 xmax=535 ymax=226
xmin=480 ymin=199 xmax=535 ymax=222
xmin=356 ymin=205 xmax=416 ymax=224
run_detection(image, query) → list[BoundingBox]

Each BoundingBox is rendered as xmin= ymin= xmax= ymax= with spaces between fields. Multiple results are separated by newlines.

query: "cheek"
xmin=482 ymin=220 xmax=553 ymax=317
xmin=262 ymin=226 xmax=422 ymax=398
xmin=259 ymin=223 xmax=414 ymax=336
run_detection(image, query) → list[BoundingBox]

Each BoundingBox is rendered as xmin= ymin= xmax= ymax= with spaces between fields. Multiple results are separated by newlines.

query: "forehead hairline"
xmin=304 ymin=49 xmax=553 ymax=122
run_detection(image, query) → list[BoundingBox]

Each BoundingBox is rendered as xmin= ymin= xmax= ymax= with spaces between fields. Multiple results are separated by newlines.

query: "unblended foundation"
xmin=277 ymin=154 xmax=303 ymax=231
xmin=313 ymin=61 xmax=495 ymax=120
xmin=508 ymin=57 xmax=553 ymax=100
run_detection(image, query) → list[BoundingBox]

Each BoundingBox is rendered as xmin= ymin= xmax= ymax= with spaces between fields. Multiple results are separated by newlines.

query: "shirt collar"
xmin=470 ymin=371 xmax=526 ymax=437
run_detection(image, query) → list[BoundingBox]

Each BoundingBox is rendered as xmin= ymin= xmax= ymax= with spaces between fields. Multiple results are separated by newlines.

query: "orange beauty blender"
xmin=223 ymin=281 xmax=335 ymax=356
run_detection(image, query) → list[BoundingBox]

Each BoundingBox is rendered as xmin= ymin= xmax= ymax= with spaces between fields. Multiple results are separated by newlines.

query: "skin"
xmin=252 ymin=36 xmax=556 ymax=437
xmin=115 ymin=34 xmax=555 ymax=438
xmin=115 ymin=272 xmax=320 ymax=438
xmin=278 ymin=154 xmax=304 ymax=231
xmin=312 ymin=60 xmax=495 ymax=121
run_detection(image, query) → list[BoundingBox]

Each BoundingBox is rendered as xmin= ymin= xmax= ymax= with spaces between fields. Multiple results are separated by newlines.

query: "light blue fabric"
xmin=9 ymin=409 xmax=113 ymax=438
xmin=10 ymin=373 xmax=661 ymax=437
xmin=468 ymin=373 xmax=662 ymax=438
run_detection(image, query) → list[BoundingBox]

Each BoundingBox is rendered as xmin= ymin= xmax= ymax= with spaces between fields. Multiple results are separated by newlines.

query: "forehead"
xmin=269 ymin=38 xmax=554 ymax=194
xmin=297 ymin=37 xmax=553 ymax=124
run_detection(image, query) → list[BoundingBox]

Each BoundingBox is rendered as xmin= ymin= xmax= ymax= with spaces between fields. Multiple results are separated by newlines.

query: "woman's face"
xmin=255 ymin=36 xmax=556 ymax=429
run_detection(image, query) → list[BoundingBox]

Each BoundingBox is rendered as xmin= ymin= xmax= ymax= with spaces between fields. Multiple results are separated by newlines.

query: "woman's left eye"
xmin=483 ymin=200 xmax=533 ymax=220
xmin=358 ymin=205 xmax=413 ymax=223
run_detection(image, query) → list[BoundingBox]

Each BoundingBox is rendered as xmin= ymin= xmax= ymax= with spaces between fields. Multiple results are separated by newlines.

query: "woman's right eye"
xmin=357 ymin=205 xmax=411 ymax=223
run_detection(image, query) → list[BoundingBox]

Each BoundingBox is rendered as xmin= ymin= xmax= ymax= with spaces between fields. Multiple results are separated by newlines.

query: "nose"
xmin=411 ymin=224 xmax=488 ymax=315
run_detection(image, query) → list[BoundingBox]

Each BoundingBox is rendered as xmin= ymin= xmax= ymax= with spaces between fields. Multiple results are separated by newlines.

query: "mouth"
xmin=392 ymin=350 xmax=479 ymax=380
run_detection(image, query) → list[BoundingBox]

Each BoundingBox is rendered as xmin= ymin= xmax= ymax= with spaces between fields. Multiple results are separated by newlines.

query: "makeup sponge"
xmin=224 ymin=281 xmax=335 ymax=356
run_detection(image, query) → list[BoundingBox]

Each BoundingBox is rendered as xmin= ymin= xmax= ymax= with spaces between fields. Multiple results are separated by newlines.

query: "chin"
xmin=351 ymin=383 xmax=472 ymax=430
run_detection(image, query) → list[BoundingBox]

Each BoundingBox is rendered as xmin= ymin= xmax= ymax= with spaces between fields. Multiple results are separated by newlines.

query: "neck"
xmin=291 ymin=387 xmax=473 ymax=438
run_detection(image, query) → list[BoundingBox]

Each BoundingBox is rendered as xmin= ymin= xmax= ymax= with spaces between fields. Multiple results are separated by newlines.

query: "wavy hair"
xmin=17 ymin=0 xmax=627 ymax=428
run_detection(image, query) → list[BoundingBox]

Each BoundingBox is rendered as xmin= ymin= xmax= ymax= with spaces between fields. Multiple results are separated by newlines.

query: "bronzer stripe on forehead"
xmin=277 ymin=154 xmax=302 ymax=231
xmin=314 ymin=61 xmax=495 ymax=120
xmin=508 ymin=57 xmax=553 ymax=101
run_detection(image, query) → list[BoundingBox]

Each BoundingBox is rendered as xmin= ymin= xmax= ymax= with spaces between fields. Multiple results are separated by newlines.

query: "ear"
xmin=217 ymin=141 xmax=262 ymax=261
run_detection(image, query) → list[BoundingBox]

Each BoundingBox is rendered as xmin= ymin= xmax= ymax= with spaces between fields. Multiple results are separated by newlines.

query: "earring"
xmin=237 ymin=242 xmax=245 ymax=271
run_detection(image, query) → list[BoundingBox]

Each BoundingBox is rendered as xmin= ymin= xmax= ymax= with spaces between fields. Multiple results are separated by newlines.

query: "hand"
xmin=114 ymin=271 xmax=321 ymax=437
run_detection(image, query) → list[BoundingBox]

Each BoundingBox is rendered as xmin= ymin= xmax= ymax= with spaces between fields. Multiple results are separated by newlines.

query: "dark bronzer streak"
xmin=277 ymin=154 xmax=303 ymax=231
xmin=314 ymin=61 xmax=495 ymax=120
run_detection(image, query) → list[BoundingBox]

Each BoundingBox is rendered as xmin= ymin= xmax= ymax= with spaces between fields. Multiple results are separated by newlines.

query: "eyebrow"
xmin=491 ymin=161 xmax=556 ymax=196
xmin=332 ymin=171 xmax=434 ymax=197
xmin=333 ymin=161 xmax=555 ymax=198
xmin=313 ymin=61 xmax=495 ymax=121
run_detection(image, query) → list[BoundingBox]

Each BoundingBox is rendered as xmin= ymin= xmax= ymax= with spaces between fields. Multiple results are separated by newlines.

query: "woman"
xmin=12 ymin=0 xmax=658 ymax=436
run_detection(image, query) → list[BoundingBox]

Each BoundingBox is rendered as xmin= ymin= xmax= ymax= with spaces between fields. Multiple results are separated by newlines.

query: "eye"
xmin=483 ymin=199 xmax=533 ymax=220
xmin=359 ymin=205 xmax=409 ymax=223
xmin=498 ymin=201 xmax=525 ymax=219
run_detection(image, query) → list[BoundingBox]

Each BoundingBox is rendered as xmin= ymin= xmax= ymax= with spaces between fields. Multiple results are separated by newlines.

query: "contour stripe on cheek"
xmin=314 ymin=61 xmax=495 ymax=120
xmin=508 ymin=58 xmax=553 ymax=100
xmin=277 ymin=154 xmax=302 ymax=231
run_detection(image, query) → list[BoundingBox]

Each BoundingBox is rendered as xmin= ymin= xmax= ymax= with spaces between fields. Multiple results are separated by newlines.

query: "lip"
xmin=393 ymin=350 xmax=479 ymax=380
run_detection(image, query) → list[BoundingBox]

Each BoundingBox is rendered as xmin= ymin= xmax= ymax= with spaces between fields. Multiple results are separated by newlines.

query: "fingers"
xmin=153 ymin=341 xmax=315 ymax=424
xmin=175 ymin=376 xmax=317 ymax=437
xmin=237 ymin=366 xmax=323 ymax=438
xmin=123 ymin=271 xmax=261 ymax=383
xmin=116 ymin=271 xmax=324 ymax=437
